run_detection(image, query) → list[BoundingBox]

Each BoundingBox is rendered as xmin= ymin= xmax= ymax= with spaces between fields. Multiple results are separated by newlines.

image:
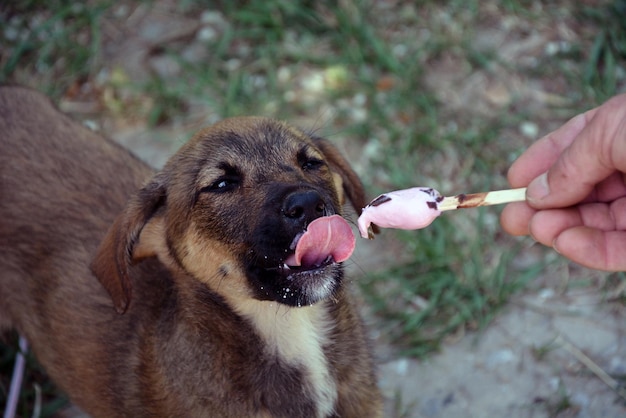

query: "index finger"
xmin=529 ymin=95 xmax=626 ymax=208
xmin=507 ymin=110 xmax=594 ymax=188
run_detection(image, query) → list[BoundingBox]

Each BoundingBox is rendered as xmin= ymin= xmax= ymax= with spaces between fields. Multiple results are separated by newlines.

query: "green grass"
xmin=1 ymin=0 xmax=626 ymax=414
xmin=580 ymin=0 xmax=626 ymax=101
xmin=0 ymin=0 xmax=109 ymax=98
xmin=361 ymin=216 xmax=546 ymax=357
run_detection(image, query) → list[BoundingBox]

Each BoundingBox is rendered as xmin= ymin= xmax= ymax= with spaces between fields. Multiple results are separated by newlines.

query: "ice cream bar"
xmin=358 ymin=187 xmax=527 ymax=239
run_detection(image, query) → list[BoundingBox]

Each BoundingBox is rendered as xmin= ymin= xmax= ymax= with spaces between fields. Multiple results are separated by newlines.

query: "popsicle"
xmin=358 ymin=187 xmax=527 ymax=239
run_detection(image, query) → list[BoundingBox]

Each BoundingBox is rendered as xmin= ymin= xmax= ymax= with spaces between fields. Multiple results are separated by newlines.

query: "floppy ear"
xmin=312 ymin=137 xmax=380 ymax=235
xmin=311 ymin=137 xmax=370 ymax=211
xmin=90 ymin=174 xmax=167 ymax=314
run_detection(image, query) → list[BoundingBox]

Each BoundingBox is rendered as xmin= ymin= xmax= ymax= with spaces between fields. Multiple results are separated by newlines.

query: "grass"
xmin=361 ymin=215 xmax=546 ymax=357
xmin=1 ymin=0 xmax=626 ymax=414
xmin=580 ymin=0 xmax=626 ymax=101
xmin=0 ymin=0 xmax=108 ymax=98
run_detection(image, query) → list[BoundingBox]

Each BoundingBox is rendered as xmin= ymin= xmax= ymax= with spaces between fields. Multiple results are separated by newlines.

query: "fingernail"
xmin=527 ymin=172 xmax=549 ymax=202
xmin=552 ymin=238 xmax=562 ymax=255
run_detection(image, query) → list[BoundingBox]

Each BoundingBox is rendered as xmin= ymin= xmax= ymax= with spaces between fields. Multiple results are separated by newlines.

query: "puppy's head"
xmin=92 ymin=117 xmax=370 ymax=313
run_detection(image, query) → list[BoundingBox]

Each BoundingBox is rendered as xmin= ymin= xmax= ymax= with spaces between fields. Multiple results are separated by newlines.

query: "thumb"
xmin=527 ymin=95 xmax=626 ymax=209
xmin=525 ymin=148 xmax=607 ymax=209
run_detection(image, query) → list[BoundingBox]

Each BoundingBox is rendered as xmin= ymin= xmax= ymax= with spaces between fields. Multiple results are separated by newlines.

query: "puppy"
xmin=0 ymin=86 xmax=382 ymax=417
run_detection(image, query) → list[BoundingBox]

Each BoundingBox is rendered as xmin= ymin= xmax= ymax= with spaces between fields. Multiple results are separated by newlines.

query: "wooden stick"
xmin=555 ymin=334 xmax=626 ymax=401
xmin=439 ymin=187 xmax=526 ymax=212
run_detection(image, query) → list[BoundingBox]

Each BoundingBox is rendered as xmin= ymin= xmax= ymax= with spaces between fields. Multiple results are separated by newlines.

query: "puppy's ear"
xmin=312 ymin=137 xmax=366 ymax=212
xmin=312 ymin=137 xmax=380 ymax=235
xmin=91 ymin=174 xmax=167 ymax=314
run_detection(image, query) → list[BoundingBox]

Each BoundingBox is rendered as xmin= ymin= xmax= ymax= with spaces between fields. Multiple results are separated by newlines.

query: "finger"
xmin=527 ymin=94 xmax=626 ymax=209
xmin=591 ymin=171 xmax=626 ymax=203
xmin=500 ymin=202 xmax=535 ymax=236
xmin=528 ymin=208 xmax=582 ymax=247
xmin=610 ymin=196 xmax=626 ymax=229
xmin=507 ymin=111 xmax=591 ymax=188
xmin=529 ymin=197 xmax=626 ymax=242
xmin=554 ymin=228 xmax=626 ymax=271
xmin=528 ymin=202 xmax=620 ymax=246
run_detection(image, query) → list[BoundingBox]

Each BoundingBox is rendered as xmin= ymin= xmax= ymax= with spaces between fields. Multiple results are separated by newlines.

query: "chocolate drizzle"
xmin=368 ymin=194 xmax=392 ymax=207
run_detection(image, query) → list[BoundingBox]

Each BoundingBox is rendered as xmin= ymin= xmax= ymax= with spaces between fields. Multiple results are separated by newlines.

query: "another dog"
xmin=0 ymin=86 xmax=382 ymax=417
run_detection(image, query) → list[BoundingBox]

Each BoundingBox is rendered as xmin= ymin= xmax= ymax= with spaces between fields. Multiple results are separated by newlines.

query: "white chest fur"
xmin=236 ymin=300 xmax=337 ymax=418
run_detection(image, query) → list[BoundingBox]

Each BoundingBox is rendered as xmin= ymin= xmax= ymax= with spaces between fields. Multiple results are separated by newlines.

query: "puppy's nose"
xmin=282 ymin=190 xmax=326 ymax=225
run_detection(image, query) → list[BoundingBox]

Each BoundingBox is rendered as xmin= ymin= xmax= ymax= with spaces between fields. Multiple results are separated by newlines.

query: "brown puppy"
xmin=0 ymin=86 xmax=382 ymax=417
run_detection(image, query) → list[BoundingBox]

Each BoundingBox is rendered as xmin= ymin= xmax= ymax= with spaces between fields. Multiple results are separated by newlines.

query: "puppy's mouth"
xmin=284 ymin=214 xmax=355 ymax=270
xmin=252 ymin=215 xmax=356 ymax=306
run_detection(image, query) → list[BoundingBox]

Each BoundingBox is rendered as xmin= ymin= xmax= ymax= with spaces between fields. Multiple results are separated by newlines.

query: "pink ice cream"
xmin=357 ymin=187 xmax=443 ymax=239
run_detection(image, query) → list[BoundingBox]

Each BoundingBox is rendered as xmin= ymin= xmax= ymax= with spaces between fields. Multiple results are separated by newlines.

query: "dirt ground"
xmin=361 ymin=240 xmax=626 ymax=417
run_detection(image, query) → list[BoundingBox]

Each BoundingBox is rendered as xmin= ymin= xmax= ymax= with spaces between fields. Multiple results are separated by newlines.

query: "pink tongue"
xmin=285 ymin=215 xmax=356 ymax=267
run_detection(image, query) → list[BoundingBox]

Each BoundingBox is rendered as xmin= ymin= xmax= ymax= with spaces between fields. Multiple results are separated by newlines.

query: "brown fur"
xmin=0 ymin=86 xmax=382 ymax=417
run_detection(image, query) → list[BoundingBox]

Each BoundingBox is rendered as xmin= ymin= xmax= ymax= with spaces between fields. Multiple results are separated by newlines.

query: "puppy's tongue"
xmin=285 ymin=215 xmax=355 ymax=267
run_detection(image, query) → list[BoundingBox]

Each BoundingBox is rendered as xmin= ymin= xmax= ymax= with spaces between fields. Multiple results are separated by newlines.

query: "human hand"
xmin=501 ymin=94 xmax=626 ymax=271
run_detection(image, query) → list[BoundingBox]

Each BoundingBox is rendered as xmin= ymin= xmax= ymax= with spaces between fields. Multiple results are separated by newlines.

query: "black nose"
xmin=282 ymin=190 xmax=326 ymax=226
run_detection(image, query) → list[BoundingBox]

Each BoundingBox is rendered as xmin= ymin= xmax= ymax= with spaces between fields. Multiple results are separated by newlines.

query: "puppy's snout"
xmin=282 ymin=190 xmax=326 ymax=226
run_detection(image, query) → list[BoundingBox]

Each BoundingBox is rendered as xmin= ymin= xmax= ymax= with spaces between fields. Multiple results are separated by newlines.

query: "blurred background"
xmin=1 ymin=0 xmax=626 ymax=416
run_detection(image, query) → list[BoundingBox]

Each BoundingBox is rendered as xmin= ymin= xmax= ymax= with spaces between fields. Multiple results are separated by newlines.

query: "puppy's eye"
xmin=203 ymin=176 xmax=240 ymax=193
xmin=301 ymin=158 xmax=324 ymax=171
